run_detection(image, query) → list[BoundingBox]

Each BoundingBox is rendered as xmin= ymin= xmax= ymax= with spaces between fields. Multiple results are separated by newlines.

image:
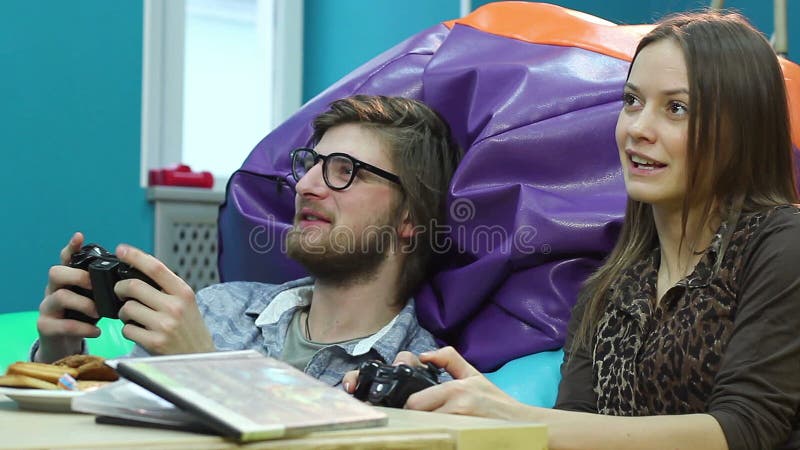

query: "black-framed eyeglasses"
xmin=290 ymin=147 xmax=402 ymax=191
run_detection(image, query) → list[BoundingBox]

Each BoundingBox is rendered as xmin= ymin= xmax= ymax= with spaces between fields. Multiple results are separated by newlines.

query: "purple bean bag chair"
xmin=217 ymin=3 xmax=649 ymax=371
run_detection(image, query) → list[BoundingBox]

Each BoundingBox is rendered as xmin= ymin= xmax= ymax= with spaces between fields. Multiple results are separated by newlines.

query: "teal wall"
xmin=1 ymin=1 xmax=152 ymax=314
xmin=302 ymin=0 xmax=460 ymax=101
xmin=472 ymin=0 xmax=797 ymax=60
xmin=1 ymin=0 xmax=793 ymax=314
xmin=302 ymin=0 xmax=798 ymax=102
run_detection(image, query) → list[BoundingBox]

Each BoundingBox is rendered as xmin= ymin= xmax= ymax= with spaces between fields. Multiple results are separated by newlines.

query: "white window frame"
xmin=140 ymin=0 xmax=303 ymax=189
xmin=461 ymin=0 xmax=472 ymax=17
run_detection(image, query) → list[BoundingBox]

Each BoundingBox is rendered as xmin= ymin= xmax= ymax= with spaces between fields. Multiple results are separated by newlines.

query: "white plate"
xmin=0 ymin=387 xmax=83 ymax=413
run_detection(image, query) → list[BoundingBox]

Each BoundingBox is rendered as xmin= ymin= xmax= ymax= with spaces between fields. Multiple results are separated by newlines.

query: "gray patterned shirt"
xmin=129 ymin=277 xmax=445 ymax=386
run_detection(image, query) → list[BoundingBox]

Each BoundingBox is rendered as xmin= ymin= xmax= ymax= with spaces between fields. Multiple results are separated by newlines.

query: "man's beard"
xmin=285 ymin=222 xmax=400 ymax=285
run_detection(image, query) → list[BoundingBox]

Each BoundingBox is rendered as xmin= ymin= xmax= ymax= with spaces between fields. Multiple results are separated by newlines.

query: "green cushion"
xmin=0 ymin=311 xmax=134 ymax=373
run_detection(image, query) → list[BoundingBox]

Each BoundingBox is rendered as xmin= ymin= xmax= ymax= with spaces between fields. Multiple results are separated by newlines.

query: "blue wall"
xmin=302 ymin=0 xmax=460 ymax=101
xmin=1 ymin=0 xmax=793 ymax=314
xmin=0 ymin=1 xmax=152 ymax=313
xmin=302 ymin=0 xmax=797 ymax=102
xmin=472 ymin=0 xmax=798 ymax=59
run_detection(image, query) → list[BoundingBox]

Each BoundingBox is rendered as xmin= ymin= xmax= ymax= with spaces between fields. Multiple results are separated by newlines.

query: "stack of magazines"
xmin=72 ymin=350 xmax=387 ymax=442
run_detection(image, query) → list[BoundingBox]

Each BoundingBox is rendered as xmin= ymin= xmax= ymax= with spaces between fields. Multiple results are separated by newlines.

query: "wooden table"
xmin=0 ymin=396 xmax=546 ymax=449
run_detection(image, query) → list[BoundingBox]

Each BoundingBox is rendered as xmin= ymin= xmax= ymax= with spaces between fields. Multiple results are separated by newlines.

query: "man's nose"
xmin=295 ymin=161 xmax=328 ymax=197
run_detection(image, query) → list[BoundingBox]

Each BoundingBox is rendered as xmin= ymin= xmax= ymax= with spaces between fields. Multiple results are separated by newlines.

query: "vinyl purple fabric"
xmin=218 ymin=20 xmax=631 ymax=371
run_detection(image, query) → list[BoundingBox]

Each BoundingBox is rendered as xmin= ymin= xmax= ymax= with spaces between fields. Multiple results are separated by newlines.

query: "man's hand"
xmin=113 ymin=244 xmax=215 ymax=355
xmin=36 ymin=232 xmax=100 ymax=363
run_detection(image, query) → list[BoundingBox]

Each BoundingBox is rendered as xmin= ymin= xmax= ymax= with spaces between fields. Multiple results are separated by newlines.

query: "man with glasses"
xmin=34 ymin=95 xmax=462 ymax=386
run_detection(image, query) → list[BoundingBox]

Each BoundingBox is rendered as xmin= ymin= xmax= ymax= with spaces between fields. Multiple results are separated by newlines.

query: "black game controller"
xmin=353 ymin=360 xmax=440 ymax=408
xmin=64 ymin=244 xmax=161 ymax=323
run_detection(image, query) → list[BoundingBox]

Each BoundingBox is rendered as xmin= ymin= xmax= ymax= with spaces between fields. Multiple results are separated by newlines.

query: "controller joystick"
xmin=353 ymin=359 xmax=440 ymax=408
xmin=63 ymin=244 xmax=161 ymax=323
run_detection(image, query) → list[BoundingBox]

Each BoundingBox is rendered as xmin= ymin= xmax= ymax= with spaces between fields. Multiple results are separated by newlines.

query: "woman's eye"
xmin=668 ymin=101 xmax=689 ymax=116
xmin=622 ymin=92 xmax=641 ymax=108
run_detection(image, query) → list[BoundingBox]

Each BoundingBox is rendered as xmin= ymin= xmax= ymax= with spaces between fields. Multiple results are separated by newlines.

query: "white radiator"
xmin=147 ymin=187 xmax=225 ymax=293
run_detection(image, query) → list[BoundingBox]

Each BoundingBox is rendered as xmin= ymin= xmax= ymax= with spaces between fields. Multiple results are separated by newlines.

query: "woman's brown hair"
xmin=572 ymin=11 xmax=798 ymax=352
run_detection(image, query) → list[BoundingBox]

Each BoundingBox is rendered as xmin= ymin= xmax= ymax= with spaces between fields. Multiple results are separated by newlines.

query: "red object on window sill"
xmin=148 ymin=164 xmax=214 ymax=188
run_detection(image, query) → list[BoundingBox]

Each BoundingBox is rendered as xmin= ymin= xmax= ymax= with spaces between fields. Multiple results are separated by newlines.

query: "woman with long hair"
xmin=346 ymin=11 xmax=800 ymax=449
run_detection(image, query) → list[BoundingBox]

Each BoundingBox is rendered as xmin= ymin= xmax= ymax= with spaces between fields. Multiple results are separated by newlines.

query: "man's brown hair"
xmin=312 ymin=94 xmax=463 ymax=301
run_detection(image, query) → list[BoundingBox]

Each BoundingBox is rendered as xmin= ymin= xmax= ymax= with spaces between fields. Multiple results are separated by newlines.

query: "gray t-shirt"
xmin=281 ymin=309 xmax=361 ymax=372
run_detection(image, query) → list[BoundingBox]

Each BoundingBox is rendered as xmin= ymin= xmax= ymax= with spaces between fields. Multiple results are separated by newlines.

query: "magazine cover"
xmin=85 ymin=350 xmax=387 ymax=442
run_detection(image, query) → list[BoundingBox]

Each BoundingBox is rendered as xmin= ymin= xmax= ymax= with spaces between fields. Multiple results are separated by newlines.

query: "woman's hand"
xmin=405 ymin=346 xmax=526 ymax=420
xmin=343 ymin=347 xmax=527 ymax=420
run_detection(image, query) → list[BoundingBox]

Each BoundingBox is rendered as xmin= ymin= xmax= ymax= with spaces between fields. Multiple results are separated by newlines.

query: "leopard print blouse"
xmin=593 ymin=207 xmax=780 ymax=415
